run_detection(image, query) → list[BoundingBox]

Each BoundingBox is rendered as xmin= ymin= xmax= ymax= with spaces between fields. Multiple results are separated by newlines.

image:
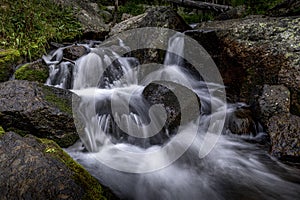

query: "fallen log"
xmin=167 ymin=0 xmax=232 ymax=12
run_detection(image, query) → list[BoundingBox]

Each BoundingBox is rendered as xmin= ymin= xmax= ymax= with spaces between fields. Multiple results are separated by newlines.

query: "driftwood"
xmin=167 ymin=0 xmax=232 ymax=12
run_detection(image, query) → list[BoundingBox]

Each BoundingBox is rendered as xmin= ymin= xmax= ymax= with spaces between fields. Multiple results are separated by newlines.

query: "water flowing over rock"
xmin=0 ymin=80 xmax=77 ymax=147
xmin=188 ymin=15 xmax=300 ymax=160
xmin=267 ymin=114 xmax=300 ymax=161
xmin=227 ymin=108 xmax=256 ymax=136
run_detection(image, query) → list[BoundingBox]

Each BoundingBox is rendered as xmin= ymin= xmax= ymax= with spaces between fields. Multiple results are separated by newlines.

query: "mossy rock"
xmin=0 ymin=49 xmax=20 ymax=82
xmin=15 ymin=60 xmax=49 ymax=83
xmin=0 ymin=126 xmax=5 ymax=136
xmin=37 ymin=138 xmax=117 ymax=200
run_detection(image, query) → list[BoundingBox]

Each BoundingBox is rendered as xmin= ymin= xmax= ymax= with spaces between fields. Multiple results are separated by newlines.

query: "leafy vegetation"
xmin=0 ymin=0 xmax=82 ymax=61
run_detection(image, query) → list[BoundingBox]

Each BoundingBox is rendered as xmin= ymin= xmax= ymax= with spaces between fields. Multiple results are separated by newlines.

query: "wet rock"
xmin=228 ymin=108 xmax=256 ymax=136
xmin=267 ymin=114 xmax=300 ymax=161
xmin=142 ymin=81 xmax=200 ymax=132
xmin=63 ymin=45 xmax=89 ymax=60
xmin=258 ymin=85 xmax=290 ymax=123
xmin=0 ymin=80 xmax=77 ymax=147
xmin=14 ymin=60 xmax=49 ymax=83
xmin=0 ymin=132 xmax=116 ymax=199
xmin=109 ymin=7 xmax=191 ymax=36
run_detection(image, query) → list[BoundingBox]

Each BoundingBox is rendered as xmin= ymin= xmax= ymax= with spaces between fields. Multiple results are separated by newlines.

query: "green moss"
xmin=37 ymin=138 xmax=116 ymax=200
xmin=42 ymin=86 xmax=72 ymax=115
xmin=15 ymin=63 xmax=48 ymax=83
xmin=0 ymin=49 xmax=20 ymax=82
xmin=0 ymin=126 xmax=5 ymax=136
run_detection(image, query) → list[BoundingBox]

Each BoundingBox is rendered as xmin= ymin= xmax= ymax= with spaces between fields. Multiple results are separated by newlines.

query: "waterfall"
xmin=45 ymin=33 xmax=300 ymax=200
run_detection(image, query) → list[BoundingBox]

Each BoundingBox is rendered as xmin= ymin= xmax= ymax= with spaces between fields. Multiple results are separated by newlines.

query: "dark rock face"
xmin=0 ymin=80 xmax=77 ymax=147
xmin=228 ymin=108 xmax=256 ymax=136
xmin=0 ymin=132 xmax=117 ymax=200
xmin=0 ymin=132 xmax=84 ymax=199
xmin=267 ymin=114 xmax=300 ymax=161
xmin=258 ymin=85 xmax=290 ymax=123
xmin=142 ymin=81 xmax=200 ymax=132
xmin=63 ymin=45 xmax=89 ymax=60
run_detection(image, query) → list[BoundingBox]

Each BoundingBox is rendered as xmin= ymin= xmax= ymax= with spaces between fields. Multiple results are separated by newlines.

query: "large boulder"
xmin=0 ymin=80 xmax=77 ymax=147
xmin=0 ymin=131 xmax=116 ymax=199
xmin=267 ymin=114 xmax=300 ymax=161
xmin=109 ymin=7 xmax=191 ymax=36
xmin=189 ymin=16 xmax=300 ymax=116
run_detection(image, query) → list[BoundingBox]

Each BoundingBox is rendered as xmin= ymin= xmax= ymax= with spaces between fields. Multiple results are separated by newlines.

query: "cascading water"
xmin=45 ymin=32 xmax=300 ymax=200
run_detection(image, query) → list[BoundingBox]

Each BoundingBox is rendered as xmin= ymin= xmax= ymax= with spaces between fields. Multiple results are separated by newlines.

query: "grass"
xmin=0 ymin=0 xmax=82 ymax=61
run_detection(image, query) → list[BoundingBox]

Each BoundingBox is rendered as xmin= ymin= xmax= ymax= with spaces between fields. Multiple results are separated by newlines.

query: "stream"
xmin=44 ymin=30 xmax=300 ymax=200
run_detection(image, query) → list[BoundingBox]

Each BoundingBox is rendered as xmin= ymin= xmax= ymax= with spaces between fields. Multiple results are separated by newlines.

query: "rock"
xmin=14 ymin=60 xmax=49 ymax=83
xmin=142 ymin=81 xmax=200 ymax=132
xmin=0 ymin=49 xmax=20 ymax=82
xmin=258 ymin=85 xmax=290 ymax=123
xmin=109 ymin=7 xmax=191 ymax=36
xmin=0 ymin=131 xmax=116 ymax=199
xmin=121 ymin=13 xmax=134 ymax=21
xmin=216 ymin=5 xmax=247 ymax=20
xmin=228 ymin=108 xmax=256 ymax=136
xmin=63 ymin=45 xmax=89 ymax=60
xmin=267 ymin=0 xmax=300 ymax=17
xmin=267 ymin=114 xmax=300 ymax=161
xmin=190 ymin=16 xmax=300 ymax=113
xmin=0 ymin=80 xmax=77 ymax=147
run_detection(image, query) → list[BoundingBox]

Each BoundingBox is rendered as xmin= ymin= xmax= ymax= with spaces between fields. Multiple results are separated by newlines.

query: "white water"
xmin=45 ymin=35 xmax=300 ymax=200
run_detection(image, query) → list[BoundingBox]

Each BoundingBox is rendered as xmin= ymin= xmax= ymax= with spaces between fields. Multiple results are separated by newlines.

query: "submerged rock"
xmin=0 ymin=131 xmax=116 ymax=199
xmin=267 ymin=114 xmax=300 ymax=161
xmin=0 ymin=80 xmax=77 ymax=147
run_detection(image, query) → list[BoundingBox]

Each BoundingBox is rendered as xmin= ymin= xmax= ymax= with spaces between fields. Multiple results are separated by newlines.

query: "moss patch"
xmin=0 ymin=126 xmax=5 ymax=137
xmin=15 ymin=62 xmax=48 ymax=83
xmin=37 ymin=138 xmax=116 ymax=200
xmin=0 ymin=49 xmax=20 ymax=82
xmin=42 ymin=85 xmax=73 ymax=115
